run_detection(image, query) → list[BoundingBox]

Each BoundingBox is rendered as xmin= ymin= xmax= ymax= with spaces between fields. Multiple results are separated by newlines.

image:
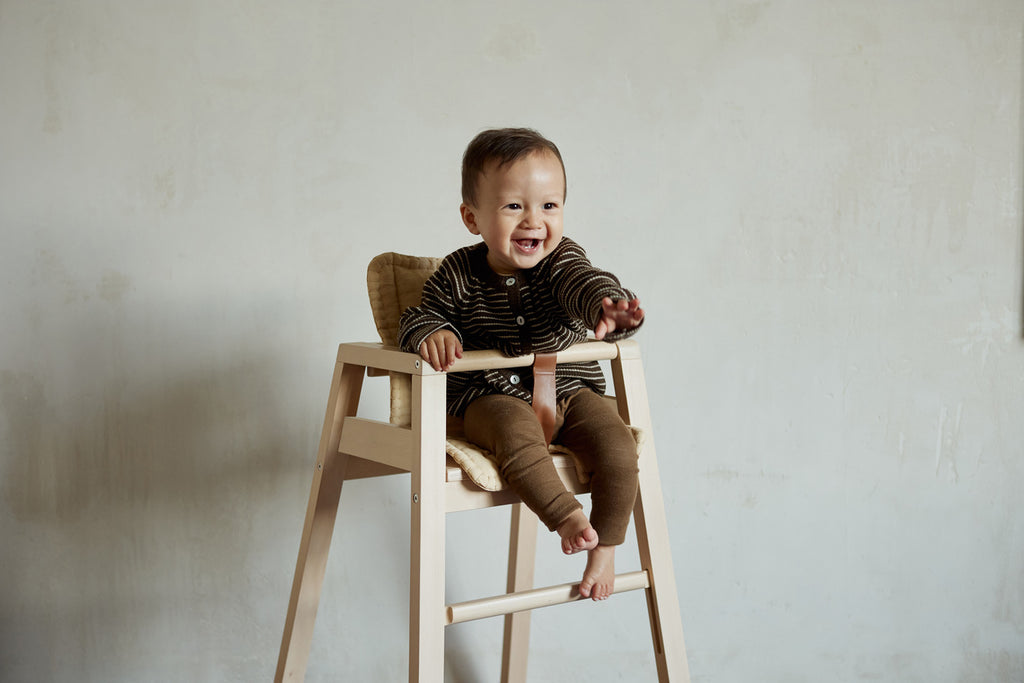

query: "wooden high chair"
xmin=275 ymin=253 xmax=690 ymax=682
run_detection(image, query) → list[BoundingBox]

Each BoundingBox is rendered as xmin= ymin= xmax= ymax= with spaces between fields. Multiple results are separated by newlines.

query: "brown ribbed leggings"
xmin=463 ymin=388 xmax=639 ymax=545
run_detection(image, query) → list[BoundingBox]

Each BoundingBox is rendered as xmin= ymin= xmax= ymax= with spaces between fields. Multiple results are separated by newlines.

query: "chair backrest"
xmin=366 ymin=252 xmax=443 ymax=345
xmin=366 ymin=252 xmax=443 ymax=427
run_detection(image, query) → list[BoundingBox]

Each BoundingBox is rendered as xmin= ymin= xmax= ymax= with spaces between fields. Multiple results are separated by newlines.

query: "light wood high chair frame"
xmin=275 ymin=339 xmax=690 ymax=682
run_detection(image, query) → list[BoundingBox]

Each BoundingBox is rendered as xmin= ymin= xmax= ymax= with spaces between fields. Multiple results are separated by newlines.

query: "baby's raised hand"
xmin=419 ymin=329 xmax=463 ymax=372
xmin=594 ymin=297 xmax=644 ymax=341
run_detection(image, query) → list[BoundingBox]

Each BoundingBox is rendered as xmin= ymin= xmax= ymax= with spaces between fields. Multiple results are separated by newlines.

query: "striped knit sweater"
xmin=398 ymin=237 xmax=642 ymax=416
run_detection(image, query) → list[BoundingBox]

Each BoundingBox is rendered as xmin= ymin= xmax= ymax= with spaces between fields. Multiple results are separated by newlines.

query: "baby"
xmin=398 ymin=128 xmax=644 ymax=600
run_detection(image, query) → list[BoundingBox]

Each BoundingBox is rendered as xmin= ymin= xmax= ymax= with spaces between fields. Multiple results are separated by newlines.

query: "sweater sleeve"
xmin=397 ymin=264 xmax=464 ymax=352
xmin=549 ymin=239 xmax=644 ymax=341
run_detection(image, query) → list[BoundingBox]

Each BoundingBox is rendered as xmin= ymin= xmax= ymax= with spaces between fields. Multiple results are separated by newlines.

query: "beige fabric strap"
xmin=532 ymin=352 xmax=557 ymax=445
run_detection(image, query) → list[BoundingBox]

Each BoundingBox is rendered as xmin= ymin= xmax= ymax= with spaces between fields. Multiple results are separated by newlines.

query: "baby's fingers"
xmin=421 ymin=335 xmax=462 ymax=372
xmin=629 ymin=303 xmax=645 ymax=324
xmin=420 ymin=341 xmax=442 ymax=372
xmin=602 ymin=296 xmax=628 ymax=312
xmin=443 ymin=337 xmax=463 ymax=370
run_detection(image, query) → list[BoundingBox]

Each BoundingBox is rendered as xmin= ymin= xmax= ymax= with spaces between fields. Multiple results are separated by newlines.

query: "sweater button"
xmin=516 ymin=316 xmax=525 ymax=325
xmin=505 ymin=277 xmax=516 ymax=286
xmin=509 ymin=374 xmax=520 ymax=385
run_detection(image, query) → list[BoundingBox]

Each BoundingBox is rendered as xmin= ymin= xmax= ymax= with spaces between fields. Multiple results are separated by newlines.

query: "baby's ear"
xmin=460 ymin=203 xmax=480 ymax=235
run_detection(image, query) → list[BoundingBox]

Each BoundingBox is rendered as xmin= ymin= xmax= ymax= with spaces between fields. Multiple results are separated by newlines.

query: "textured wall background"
xmin=1 ymin=1 xmax=1022 ymax=681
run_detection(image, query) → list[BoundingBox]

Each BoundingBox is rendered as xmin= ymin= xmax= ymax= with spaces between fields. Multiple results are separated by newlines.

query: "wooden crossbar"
xmin=445 ymin=570 xmax=650 ymax=625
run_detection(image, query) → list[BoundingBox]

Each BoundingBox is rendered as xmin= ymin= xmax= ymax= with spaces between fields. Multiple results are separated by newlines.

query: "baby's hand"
xmin=594 ymin=297 xmax=644 ymax=341
xmin=419 ymin=329 xmax=463 ymax=372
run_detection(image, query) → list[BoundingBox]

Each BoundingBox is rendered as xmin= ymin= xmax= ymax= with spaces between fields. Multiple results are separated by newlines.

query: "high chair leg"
xmin=633 ymin=449 xmax=690 ymax=682
xmin=276 ymin=359 xmax=365 ymax=683
xmin=409 ymin=373 xmax=448 ymax=683
xmin=501 ymin=503 xmax=539 ymax=683
xmin=612 ymin=346 xmax=691 ymax=683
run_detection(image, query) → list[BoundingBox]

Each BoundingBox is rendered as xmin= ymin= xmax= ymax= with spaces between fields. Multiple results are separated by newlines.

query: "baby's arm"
xmin=546 ymin=239 xmax=644 ymax=341
xmin=419 ymin=329 xmax=463 ymax=372
xmin=593 ymin=296 xmax=644 ymax=341
xmin=398 ymin=260 xmax=466 ymax=371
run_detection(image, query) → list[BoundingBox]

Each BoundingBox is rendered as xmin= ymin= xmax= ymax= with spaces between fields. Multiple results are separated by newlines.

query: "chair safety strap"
xmin=532 ymin=352 xmax=557 ymax=445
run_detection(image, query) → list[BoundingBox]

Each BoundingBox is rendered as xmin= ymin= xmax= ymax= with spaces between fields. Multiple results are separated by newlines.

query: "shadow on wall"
xmin=0 ymin=307 xmax=309 ymax=680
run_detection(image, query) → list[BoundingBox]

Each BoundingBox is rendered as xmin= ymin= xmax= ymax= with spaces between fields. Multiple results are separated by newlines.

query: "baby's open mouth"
xmin=514 ymin=239 xmax=540 ymax=251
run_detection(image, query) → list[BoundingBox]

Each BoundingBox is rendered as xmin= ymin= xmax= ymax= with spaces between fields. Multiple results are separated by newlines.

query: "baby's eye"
xmin=544 ymin=202 xmax=559 ymax=210
xmin=506 ymin=203 xmax=522 ymax=210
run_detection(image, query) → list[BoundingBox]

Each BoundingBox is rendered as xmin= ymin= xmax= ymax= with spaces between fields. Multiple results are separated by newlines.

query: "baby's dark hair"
xmin=461 ymin=128 xmax=566 ymax=206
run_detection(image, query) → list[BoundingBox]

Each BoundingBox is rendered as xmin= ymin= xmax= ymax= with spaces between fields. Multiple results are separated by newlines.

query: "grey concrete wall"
xmin=1 ymin=1 xmax=1022 ymax=681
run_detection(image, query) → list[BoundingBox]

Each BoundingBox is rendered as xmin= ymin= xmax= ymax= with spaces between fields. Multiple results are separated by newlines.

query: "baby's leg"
xmin=555 ymin=389 xmax=639 ymax=547
xmin=555 ymin=389 xmax=639 ymax=600
xmin=463 ymin=395 xmax=590 ymax=549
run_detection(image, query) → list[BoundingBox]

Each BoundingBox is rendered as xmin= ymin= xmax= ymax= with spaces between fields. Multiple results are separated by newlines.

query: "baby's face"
xmin=460 ymin=150 xmax=565 ymax=275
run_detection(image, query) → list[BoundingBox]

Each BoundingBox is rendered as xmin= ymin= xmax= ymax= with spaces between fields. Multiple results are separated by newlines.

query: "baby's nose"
xmin=522 ymin=208 xmax=544 ymax=227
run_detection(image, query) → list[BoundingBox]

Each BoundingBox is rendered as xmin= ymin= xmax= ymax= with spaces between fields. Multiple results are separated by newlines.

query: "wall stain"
xmin=716 ymin=1 xmax=771 ymax=41
xmin=934 ymin=402 xmax=963 ymax=484
xmin=32 ymin=248 xmax=87 ymax=304
xmin=0 ymin=371 xmax=62 ymax=521
xmin=97 ymin=269 xmax=131 ymax=304
xmin=991 ymin=505 xmax=1024 ymax=632
xmin=950 ymin=305 xmax=1017 ymax=370
xmin=958 ymin=631 xmax=1024 ymax=682
xmin=38 ymin=3 xmax=73 ymax=135
xmin=484 ymin=23 xmax=537 ymax=63
xmin=153 ymin=168 xmax=177 ymax=209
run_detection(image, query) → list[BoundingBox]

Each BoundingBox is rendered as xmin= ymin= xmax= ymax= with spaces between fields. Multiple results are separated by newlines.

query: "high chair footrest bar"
xmin=445 ymin=570 xmax=650 ymax=625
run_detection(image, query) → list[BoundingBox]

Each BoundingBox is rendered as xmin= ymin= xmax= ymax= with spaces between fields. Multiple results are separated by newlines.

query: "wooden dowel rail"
xmin=446 ymin=570 xmax=650 ymax=625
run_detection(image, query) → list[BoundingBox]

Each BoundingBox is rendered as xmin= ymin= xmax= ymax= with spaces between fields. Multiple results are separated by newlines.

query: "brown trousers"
xmin=463 ymin=388 xmax=639 ymax=545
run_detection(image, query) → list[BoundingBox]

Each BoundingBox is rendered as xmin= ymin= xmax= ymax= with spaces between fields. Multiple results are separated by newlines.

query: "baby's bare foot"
xmin=556 ymin=510 xmax=599 ymax=555
xmin=579 ymin=545 xmax=616 ymax=601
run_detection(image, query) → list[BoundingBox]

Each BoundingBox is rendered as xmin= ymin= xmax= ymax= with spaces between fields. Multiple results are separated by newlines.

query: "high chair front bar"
xmin=275 ymin=337 xmax=690 ymax=682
